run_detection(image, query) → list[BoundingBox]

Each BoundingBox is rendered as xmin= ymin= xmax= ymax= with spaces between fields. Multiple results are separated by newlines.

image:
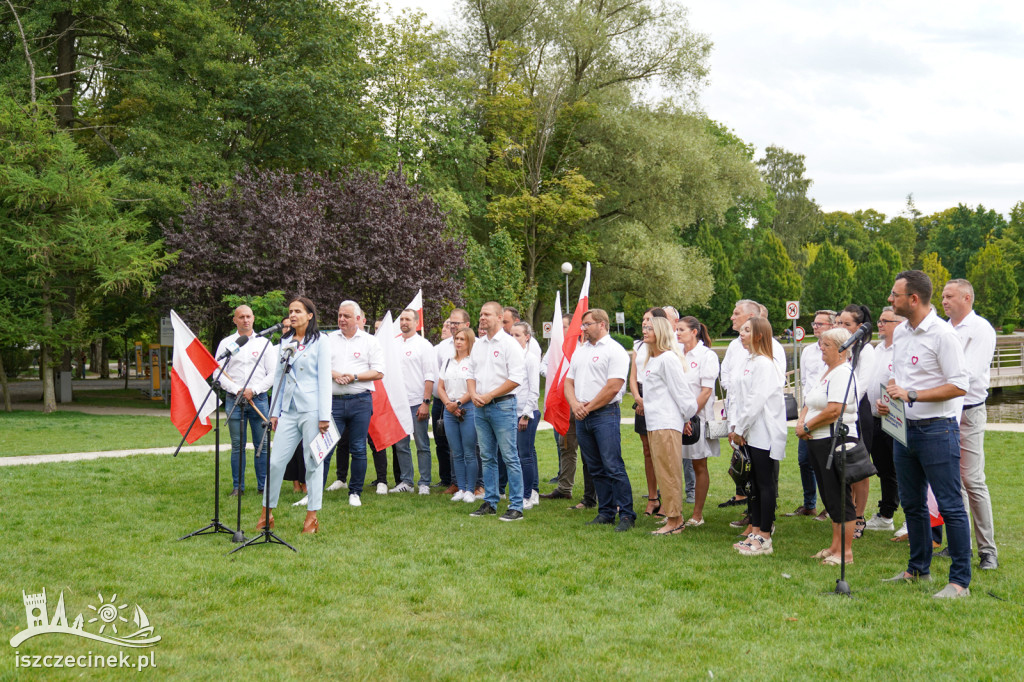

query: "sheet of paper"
xmin=879 ymin=383 xmax=907 ymax=447
xmin=310 ymin=418 xmax=340 ymax=466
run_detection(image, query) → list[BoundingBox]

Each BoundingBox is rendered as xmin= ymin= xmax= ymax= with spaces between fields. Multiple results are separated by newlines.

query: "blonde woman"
xmin=640 ymin=317 xmax=698 ymax=535
xmin=437 ymin=328 xmax=478 ymax=503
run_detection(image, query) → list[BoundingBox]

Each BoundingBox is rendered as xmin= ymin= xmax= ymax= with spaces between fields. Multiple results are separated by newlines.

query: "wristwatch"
xmin=802 ymin=424 xmax=810 ymax=434
xmin=422 ymin=398 xmax=431 ymax=406
xmin=907 ymin=390 xmax=917 ymax=407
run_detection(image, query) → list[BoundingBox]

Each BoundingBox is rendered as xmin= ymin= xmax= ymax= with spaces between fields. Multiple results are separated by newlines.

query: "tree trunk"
xmin=54 ymin=10 xmax=76 ymax=129
xmin=100 ymin=337 xmax=110 ymax=379
xmin=123 ymin=337 xmax=129 ymax=390
xmin=0 ymin=351 xmax=10 ymax=412
xmin=41 ymin=343 xmax=56 ymax=413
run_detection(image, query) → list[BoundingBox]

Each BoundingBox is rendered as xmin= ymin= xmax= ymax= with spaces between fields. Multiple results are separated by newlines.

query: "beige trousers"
xmin=648 ymin=429 xmax=683 ymax=518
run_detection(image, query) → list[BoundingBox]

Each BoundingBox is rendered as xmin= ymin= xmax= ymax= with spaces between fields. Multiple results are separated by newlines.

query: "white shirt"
xmin=398 ymin=334 xmax=436 ymax=406
xmin=868 ymin=341 xmax=895 ymax=417
xmin=682 ymin=342 xmax=720 ymax=422
xmin=215 ymin=333 xmax=275 ymax=395
xmin=567 ymin=333 xmax=630 ymax=403
xmin=439 ymin=353 xmax=473 ymax=402
xmin=634 ymin=344 xmax=649 ymax=385
xmin=528 ymin=336 xmax=542 ymax=363
xmin=804 ymin=364 xmax=859 ymax=439
xmin=514 ymin=347 xmax=540 ymax=417
xmin=800 ymin=341 xmax=827 ymax=406
xmin=847 ymin=342 xmax=876 ymax=402
xmin=729 ymin=354 xmax=788 ymax=459
xmin=328 ymin=329 xmax=384 ymax=395
xmin=468 ymin=329 xmax=525 ymax=395
xmin=891 ymin=310 xmax=969 ymax=420
xmin=637 ymin=351 xmax=697 ymax=432
xmin=952 ymin=310 xmax=996 ymax=406
xmin=721 ymin=336 xmax=786 ymax=394
xmin=433 ymin=337 xmax=455 ymax=398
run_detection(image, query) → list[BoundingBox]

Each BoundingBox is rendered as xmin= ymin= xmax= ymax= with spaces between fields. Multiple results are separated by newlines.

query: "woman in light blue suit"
xmin=258 ymin=296 xmax=333 ymax=534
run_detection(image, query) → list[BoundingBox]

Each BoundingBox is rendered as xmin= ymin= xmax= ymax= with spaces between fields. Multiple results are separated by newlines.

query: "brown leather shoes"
xmin=255 ymin=508 xmax=274 ymax=530
xmin=301 ymin=514 xmax=319 ymax=534
xmin=785 ymin=506 xmax=816 ymax=517
xmin=443 ymin=484 xmax=459 ymax=495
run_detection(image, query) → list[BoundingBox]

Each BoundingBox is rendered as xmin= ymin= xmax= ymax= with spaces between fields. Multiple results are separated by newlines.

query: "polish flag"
xmin=368 ymin=312 xmax=414 ymax=449
xmin=169 ymin=310 xmax=220 ymax=443
xmin=543 ymin=262 xmax=590 ymax=435
xmin=406 ymin=289 xmax=424 ymax=333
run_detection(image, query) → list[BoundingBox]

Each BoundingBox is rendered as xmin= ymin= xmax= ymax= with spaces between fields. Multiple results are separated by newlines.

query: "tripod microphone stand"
xmin=177 ymin=361 xmax=236 ymax=541
xmin=231 ymin=347 xmax=298 ymax=554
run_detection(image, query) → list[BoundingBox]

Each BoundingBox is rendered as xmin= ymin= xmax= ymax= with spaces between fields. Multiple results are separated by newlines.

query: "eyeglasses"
xmin=811 ymin=322 xmax=830 ymax=329
xmin=877 ymin=319 xmax=894 ymax=326
xmin=446 ymin=321 xmax=464 ymax=328
xmin=890 ymin=290 xmax=910 ymax=298
xmin=580 ymin=322 xmax=595 ymax=328
xmin=641 ymin=325 xmax=653 ymax=331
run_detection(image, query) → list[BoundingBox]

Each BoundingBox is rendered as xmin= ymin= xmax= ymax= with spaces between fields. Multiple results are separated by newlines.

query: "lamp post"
xmin=561 ymin=262 xmax=572 ymax=312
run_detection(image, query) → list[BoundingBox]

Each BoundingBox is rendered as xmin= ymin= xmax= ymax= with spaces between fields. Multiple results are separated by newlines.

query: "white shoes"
xmin=893 ymin=521 xmax=908 ymax=538
xmin=292 ymin=495 xmax=308 ymax=507
xmin=464 ymin=491 xmax=477 ymax=503
xmin=530 ymin=490 xmax=540 ymax=506
xmin=418 ymin=484 xmax=430 ymax=495
xmin=451 ymin=491 xmax=465 ymax=502
xmin=389 ymin=482 xmax=413 ymax=493
xmin=865 ymin=514 xmax=894 ymax=531
xmin=522 ymin=497 xmax=534 ymax=510
xmin=326 ymin=480 xmax=347 ymax=492
xmin=349 ymin=494 xmax=361 ymax=507
xmin=376 ymin=482 xmax=388 ymax=495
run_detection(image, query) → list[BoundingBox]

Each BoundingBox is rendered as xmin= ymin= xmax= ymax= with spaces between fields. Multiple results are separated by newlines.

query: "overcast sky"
xmin=381 ymin=0 xmax=1024 ymax=220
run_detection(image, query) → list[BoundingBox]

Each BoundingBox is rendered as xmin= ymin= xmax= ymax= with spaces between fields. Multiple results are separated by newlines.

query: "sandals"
xmin=811 ymin=548 xmax=834 ymax=560
xmin=821 ymin=554 xmax=852 ymax=566
xmin=733 ymin=533 xmax=754 ymax=550
xmin=684 ymin=517 xmax=704 ymax=527
xmin=853 ymin=517 xmax=866 ymax=540
xmin=738 ymin=534 xmax=773 ymax=556
xmin=644 ymin=496 xmax=662 ymax=516
xmin=652 ymin=524 xmax=685 ymax=536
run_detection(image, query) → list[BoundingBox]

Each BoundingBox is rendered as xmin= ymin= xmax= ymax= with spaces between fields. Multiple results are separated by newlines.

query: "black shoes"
xmin=470 ymin=502 xmax=496 ymax=517
xmin=614 ymin=517 xmax=635 ymax=532
xmin=586 ymin=515 xmax=615 ymax=525
xmin=718 ymin=496 xmax=745 ymax=508
xmin=499 ymin=509 xmax=524 ymax=522
xmin=229 ymin=488 xmax=241 ymax=497
xmin=979 ymin=551 xmax=998 ymax=570
xmin=540 ymin=490 xmax=572 ymax=499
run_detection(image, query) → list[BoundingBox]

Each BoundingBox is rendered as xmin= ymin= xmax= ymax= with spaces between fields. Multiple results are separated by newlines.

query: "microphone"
xmin=217 ymin=334 xmax=250 ymax=361
xmin=257 ymin=322 xmax=284 ymax=338
xmin=280 ymin=344 xmax=297 ymax=364
xmin=838 ymin=323 xmax=871 ymax=352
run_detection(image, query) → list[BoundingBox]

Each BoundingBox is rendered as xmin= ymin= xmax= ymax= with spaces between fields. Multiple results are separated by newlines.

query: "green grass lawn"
xmin=1 ymin=428 xmax=1021 ymax=680
xmin=0 ymin=412 xmax=183 ymax=457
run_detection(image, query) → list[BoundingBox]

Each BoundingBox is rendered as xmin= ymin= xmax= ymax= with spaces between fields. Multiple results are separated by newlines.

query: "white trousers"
xmin=959 ymin=404 xmax=996 ymax=555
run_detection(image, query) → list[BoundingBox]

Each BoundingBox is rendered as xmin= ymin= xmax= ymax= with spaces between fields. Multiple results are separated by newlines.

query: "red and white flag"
xmin=169 ymin=310 xmax=220 ymax=443
xmin=368 ymin=312 xmax=414 ymax=449
xmin=405 ymin=289 xmax=424 ymax=333
xmin=543 ymin=262 xmax=590 ymax=435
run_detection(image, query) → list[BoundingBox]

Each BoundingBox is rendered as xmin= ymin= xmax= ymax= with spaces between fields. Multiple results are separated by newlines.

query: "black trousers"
xmin=431 ymin=398 xmax=452 ymax=485
xmin=746 ymin=445 xmax=778 ymax=532
xmin=808 ymin=437 xmax=857 ymax=523
xmin=870 ymin=417 xmax=900 ymax=518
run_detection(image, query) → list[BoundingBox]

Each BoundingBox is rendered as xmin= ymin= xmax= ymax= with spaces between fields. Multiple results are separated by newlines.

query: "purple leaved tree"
xmin=162 ymin=168 xmax=465 ymax=342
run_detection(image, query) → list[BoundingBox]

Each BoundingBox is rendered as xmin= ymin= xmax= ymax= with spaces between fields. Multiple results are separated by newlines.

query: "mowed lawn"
xmin=1 ymin=427 xmax=1022 ymax=680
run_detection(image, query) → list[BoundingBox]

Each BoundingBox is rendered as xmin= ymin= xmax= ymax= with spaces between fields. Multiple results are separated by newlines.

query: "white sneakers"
xmin=529 ymin=490 xmax=540 ymax=506
xmin=326 ymin=480 xmax=347 ymax=492
xmin=893 ymin=521 xmax=908 ymax=538
xmin=349 ymin=494 xmax=361 ymax=507
xmin=389 ymin=482 xmax=413 ymax=493
xmin=451 ymin=491 xmax=465 ymax=502
xmin=463 ymin=491 xmax=477 ymax=503
xmin=418 ymin=485 xmax=430 ymax=495
xmin=376 ymin=482 xmax=388 ymax=495
xmin=523 ymin=497 xmax=534 ymax=510
xmin=865 ymin=514 xmax=894 ymax=531
xmin=292 ymin=495 xmax=308 ymax=507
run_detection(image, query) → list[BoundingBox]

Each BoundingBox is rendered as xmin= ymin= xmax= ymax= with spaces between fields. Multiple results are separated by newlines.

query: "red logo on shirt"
xmin=405 ymin=351 xmax=412 ymax=357
xmin=252 ymin=351 xmax=258 ymax=357
xmin=911 ymin=356 xmax=919 ymax=365
xmin=353 ymin=352 xmax=361 ymax=358
xmin=461 ymin=366 xmax=468 ymax=372
xmin=888 ymin=363 xmax=893 ymax=372
xmin=690 ymin=361 xmax=698 ymax=369
xmin=297 ymin=344 xmax=305 ymax=351
xmin=743 ymin=369 xmax=751 ymax=375
xmin=592 ymin=356 xmax=599 ymax=362
xmin=644 ymin=370 xmax=651 ymax=377
xmin=494 ymin=350 xmax=499 ymax=357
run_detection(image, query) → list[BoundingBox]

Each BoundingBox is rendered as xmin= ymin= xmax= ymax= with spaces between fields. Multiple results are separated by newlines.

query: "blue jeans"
xmin=576 ymin=403 xmax=635 ymax=521
xmin=227 ymin=393 xmax=269 ymax=491
xmin=517 ymin=410 xmax=540 ymax=495
xmin=323 ymin=393 xmax=372 ymax=496
xmin=475 ymin=397 xmax=523 ymax=511
xmin=797 ymin=439 xmax=818 ymax=509
xmin=444 ymin=405 xmax=478 ymax=492
xmin=393 ymin=405 xmax=432 ymax=486
xmin=683 ymin=458 xmax=695 ymax=501
xmin=894 ymin=418 xmax=972 ymax=588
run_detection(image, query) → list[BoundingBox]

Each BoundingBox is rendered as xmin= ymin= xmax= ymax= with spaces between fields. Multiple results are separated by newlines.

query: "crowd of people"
xmin=214 ymin=270 xmax=998 ymax=599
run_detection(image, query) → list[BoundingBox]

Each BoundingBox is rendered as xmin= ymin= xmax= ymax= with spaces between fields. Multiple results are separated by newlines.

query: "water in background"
xmin=988 ymin=386 xmax=1024 ymax=424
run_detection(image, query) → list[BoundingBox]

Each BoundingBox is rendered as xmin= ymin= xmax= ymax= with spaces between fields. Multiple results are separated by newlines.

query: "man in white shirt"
xmin=502 ymin=306 xmax=542 ymax=361
xmin=434 ymin=309 xmax=472 ymax=494
xmin=323 ymin=301 xmax=384 ymax=505
xmin=864 ymin=307 xmax=905 ymax=532
xmin=391 ymin=308 xmax=436 ymax=494
xmin=216 ymin=305 xmax=275 ymax=496
xmin=565 ymin=308 xmax=635 ymax=531
xmin=468 ymin=301 xmax=526 ymax=520
xmin=786 ymin=309 xmax=835 ymax=519
xmin=878 ymin=270 xmax=971 ymax=598
xmin=942 ymin=278 xmax=998 ymax=570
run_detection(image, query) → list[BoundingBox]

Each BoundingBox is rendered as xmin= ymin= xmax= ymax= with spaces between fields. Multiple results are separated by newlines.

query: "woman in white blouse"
xmin=836 ymin=304 xmax=876 ymax=538
xmin=639 ymin=317 xmax=698 ymax=535
xmin=629 ymin=308 xmax=670 ymax=516
xmin=675 ymin=316 xmax=721 ymax=527
xmin=796 ymin=327 xmax=859 ymax=565
xmin=438 ymin=328 xmax=478 ymax=503
xmin=728 ymin=317 xmax=787 ymax=556
xmin=511 ymin=322 xmax=541 ymax=509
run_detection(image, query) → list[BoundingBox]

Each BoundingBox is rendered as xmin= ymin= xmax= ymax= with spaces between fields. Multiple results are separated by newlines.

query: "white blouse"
xmin=638 ymin=350 xmax=697 ymax=433
xmin=440 ymin=355 xmax=473 ymax=402
xmin=681 ymin=342 xmax=720 ymax=422
xmin=804 ymin=363 xmax=859 ymax=440
xmin=729 ymin=354 xmax=788 ymax=460
xmin=513 ymin=347 xmax=540 ymax=417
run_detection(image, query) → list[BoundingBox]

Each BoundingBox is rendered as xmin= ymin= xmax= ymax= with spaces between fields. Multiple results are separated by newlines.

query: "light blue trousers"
xmin=267 ymin=411 xmax=325 ymax=511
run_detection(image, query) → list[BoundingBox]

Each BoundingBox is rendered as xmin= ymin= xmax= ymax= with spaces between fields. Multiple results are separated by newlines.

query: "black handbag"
xmin=827 ymin=436 xmax=877 ymax=484
xmin=681 ymin=415 xmax=701 ymax=445
xmin=784 ymin=393 xmax=799 ymax=421
xmin=728 ymin=444 xmax=752 ymax=496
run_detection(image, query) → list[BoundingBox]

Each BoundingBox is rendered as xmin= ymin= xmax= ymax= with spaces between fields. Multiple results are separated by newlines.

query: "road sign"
xmin=615 ymin=312 xmax=625 ymax=324
xmin=794 ymin=326 xmax=805 ymax=341
xmin=542 ymin=321 xmax=552 ymax=339
xmin=786 ymin=300 xmax=800 ymax=320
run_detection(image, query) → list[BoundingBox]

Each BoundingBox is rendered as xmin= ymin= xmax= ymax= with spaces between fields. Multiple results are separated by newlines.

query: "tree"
xmin=756 ymin=146 xmax=822 ymax=260
xmin=0 ymin=95 xmax=172 ymax=412
xmin=692 ymin=223 xmax=741 ymax=335
xmin=966 ymin=243 xmax=1019 ymax=331
xmin=802 ymin=242 xmax=854 ymax=314
xmin=815 ymin=211 xmax=873 ymax=264
xmin=463 ymin=229 xmax=536 ymax=315
xmin=161 ymin=168 xmax=466 ymax=342
xmin=920 ymin=252 xmax=951 ymax=311
xmin=924 ymin=204 xmax=1005 ymax=279
xmin=994 ymin=200 xmax=1024 ymax=310
xmin=853 ymin=241 xmax=903 ymax=316
xmin=736 ymin=229 xmax=801 ymax=324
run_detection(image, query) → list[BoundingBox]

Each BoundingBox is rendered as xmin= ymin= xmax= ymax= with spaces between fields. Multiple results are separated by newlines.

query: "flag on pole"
xmin=542 ymin=290 xmax=564 ymax=413
xmin=543 ymin=262 xmax=591 ymax=435
xmin=169 ymin=310 xmax=220 ymax=443
xmin=406 ymin=289 xmax=424 ymax=333
xmin=368 ymin=312 xmax=414 ymax=449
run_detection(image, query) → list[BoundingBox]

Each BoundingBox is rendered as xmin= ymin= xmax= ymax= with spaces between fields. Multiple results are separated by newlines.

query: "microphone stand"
xmin=824 ymin=339 xmax=861 ymax=597
xmin=222 ymin=335 xmax=276 ymax=543
xmin=230 ymin=347 xmax=298 ymax=554
xmin=177 ymin=357 xmax=237 ymax=541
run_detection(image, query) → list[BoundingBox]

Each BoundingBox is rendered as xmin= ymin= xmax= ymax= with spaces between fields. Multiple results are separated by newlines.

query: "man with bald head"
xmin=216 ymin=305 xmax=276 ymax=496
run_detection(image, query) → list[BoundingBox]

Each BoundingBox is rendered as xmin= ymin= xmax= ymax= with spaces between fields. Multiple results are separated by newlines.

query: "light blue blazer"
xmin=271 ymin=334 xmax=333 ymax=422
